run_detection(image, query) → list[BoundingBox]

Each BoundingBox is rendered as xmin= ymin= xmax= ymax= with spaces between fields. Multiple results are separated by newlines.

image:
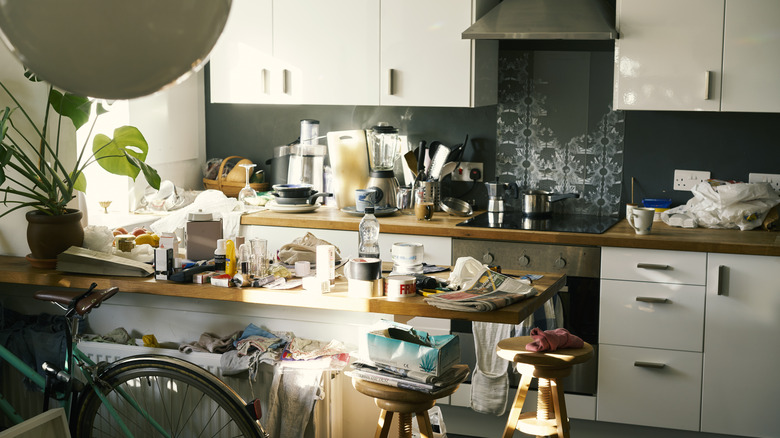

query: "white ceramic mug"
xmin=628 ymin=207 xmax=655 ymax=235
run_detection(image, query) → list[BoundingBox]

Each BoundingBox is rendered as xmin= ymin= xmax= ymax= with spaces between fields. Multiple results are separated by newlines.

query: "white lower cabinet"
xmin=598 ymin=247 xmax=706 ymax=431
xmin=600 ymin=247 xmax=780 ymax=437
xmin=700 ymin=253 xmax=780 ymax=438
xmin=598 ymin=345 xmax=703 ymax=431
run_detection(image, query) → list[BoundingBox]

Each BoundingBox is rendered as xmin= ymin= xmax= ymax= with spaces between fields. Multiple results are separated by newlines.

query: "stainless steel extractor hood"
xmin=463 ymin=0 xmax=617 ymax=40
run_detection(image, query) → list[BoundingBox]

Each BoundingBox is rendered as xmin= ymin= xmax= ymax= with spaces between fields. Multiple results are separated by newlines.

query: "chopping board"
xmin=327 ymin=130 xmax=370 ymax=209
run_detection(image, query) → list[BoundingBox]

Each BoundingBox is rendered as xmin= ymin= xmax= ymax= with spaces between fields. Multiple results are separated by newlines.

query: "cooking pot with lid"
xmin=521 ymin=189 xmax=579 ymax=217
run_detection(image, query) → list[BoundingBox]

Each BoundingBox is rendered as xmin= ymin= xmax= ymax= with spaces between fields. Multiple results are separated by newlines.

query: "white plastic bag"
xmin=662 ymin=181 xmax=780 ymax=230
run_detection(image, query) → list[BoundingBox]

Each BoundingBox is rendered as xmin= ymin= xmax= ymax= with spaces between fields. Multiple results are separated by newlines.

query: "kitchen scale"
xmin=458 ymin=212 xmax=619 ymax=234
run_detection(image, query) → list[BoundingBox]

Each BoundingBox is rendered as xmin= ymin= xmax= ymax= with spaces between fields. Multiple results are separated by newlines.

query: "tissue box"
xmin=366 ymin=328 xmax=460 ymax=377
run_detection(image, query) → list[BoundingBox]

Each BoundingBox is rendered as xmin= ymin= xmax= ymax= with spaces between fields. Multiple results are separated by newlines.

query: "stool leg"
xmin=399 ymin=412 xmax=413 ymax=438
xmin=503 ymin=373 xmax=533 ymax=438
xmin=416 ymin=410 xmax=435 ymax=438
xmin=376 ymin=409 xmax=393 ymax=438
xmin=549 ymin=378 xmax=570 ymax=438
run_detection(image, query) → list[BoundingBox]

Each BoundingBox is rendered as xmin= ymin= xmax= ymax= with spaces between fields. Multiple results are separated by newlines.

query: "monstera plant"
xmin=0 ymin=72 xmax=161 ymax=263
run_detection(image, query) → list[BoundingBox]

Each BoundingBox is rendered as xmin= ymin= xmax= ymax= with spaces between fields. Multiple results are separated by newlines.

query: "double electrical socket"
xmin=674 ymin=169 xmax=711 ymax=191
xmin=450 ymin=162 xmax=483 ymax=182
xmin=748 ymin=173 xmax=780 ymax=191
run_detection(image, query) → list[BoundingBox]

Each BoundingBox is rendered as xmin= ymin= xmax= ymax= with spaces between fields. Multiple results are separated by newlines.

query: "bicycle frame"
xmin=0 ymin=341 xmax=170 ymax=438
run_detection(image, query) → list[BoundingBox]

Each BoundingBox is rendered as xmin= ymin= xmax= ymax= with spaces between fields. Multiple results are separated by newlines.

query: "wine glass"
xmin=237 ymin=163 xmax=258 ymax=205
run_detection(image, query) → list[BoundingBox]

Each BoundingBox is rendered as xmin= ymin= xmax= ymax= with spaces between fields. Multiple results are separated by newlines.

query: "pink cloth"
xmin=525 ymin=328 xmax=584 ymax=352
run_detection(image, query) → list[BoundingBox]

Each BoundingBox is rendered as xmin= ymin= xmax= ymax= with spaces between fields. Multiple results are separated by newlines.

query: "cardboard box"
xmin=366 ymin=327 xmax=460 ymax=377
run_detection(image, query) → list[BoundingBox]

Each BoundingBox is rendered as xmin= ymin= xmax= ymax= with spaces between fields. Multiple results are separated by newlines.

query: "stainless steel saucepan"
xmin=521 ymin=190 xmax=579 ymax=216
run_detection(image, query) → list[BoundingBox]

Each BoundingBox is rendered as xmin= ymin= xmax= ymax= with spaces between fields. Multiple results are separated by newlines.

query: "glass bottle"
xmin=358 ymin=206 xmax=380 ymax=259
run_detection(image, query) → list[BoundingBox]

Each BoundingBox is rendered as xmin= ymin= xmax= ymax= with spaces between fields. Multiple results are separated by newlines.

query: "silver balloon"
xmin=0 ymin=0 xmax=231 ymax=99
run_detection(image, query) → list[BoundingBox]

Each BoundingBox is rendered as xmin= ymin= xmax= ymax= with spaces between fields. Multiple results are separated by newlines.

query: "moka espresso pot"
xmin=485 ymin=180 xmax=517 ymax=213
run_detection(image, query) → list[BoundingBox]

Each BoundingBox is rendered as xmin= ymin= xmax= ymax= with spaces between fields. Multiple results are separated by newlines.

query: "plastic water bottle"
xmin=358 ymin=206 xmax=380 ymax=259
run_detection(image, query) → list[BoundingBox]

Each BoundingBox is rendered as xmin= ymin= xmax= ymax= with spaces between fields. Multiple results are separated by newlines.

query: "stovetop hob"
xmin=457 ymin=212 xmax=619 ymax=234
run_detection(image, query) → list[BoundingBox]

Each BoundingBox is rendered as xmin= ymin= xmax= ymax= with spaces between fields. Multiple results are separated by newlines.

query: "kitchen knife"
xmin=428 ymin=143 xmax=451 ymax=181
xmin=417 ymin=140 xmax=427 ymax=180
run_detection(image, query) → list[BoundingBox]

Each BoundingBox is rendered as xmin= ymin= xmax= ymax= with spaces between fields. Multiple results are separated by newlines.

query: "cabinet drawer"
xmin=600 ymin=280 xmax=704 ymax=352
xmin=601 ymin=247 xmax=706 ymax=285
xmin=597 ymin=344 xmax=702 ymax=431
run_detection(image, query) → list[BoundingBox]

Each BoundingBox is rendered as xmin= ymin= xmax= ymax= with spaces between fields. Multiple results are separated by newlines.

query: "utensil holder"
xmin=415 ymin=181 xmax=441 ymax=211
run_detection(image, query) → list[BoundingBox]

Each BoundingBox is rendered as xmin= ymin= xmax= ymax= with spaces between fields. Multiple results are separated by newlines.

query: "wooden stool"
xmin=351 ymin=370 xmax=464 ymax=438
xmin=497 ymin=336 xmax=594 ymax=438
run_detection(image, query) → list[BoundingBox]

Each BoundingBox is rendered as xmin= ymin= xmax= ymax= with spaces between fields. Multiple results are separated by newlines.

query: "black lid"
xmin=371 ymin=122 xmax=397 ymax=134
xmin=364 ymin=206 xmax=375 ymax=214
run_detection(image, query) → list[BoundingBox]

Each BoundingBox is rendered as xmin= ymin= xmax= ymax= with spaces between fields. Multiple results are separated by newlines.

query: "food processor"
xmin=365 ymin=123 xmax=401 ymax=209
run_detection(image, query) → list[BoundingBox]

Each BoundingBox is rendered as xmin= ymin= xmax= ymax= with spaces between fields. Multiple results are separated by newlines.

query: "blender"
xmin=366 ymin=123 xmax=401 ymax=209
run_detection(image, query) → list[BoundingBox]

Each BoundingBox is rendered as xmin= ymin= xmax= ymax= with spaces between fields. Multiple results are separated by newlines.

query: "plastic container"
xmin=642 ymin=198 xmax=672 ymax=222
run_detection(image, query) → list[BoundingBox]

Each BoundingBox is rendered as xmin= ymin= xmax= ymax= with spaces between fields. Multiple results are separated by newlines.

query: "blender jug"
xmin=365 ymin=123 xmax=401 ymax=208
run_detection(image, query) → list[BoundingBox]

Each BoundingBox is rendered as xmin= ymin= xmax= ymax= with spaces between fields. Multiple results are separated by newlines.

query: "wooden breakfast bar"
xmin=0 ymin=255 xmax=565 ymax=325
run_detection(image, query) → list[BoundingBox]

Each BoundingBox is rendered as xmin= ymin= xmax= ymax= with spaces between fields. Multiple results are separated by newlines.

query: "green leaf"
xmin=124 ymin=153 xmax=161 ymax=190
xmin=72 ymin=170 xmax=87 ymax=193
xmin=49 ymin=90 xmax=91 ymax=130
xmin=94 ymin=126 xmax=148 ymax=180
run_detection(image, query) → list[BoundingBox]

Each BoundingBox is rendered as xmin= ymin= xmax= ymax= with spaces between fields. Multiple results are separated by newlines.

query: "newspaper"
xmin=424 ymin=269 xmax=536 ymax=312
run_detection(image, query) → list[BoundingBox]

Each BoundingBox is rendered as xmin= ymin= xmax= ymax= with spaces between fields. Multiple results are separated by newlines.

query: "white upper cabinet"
xmin=209 ymin=0 xmax=276 ymax=104
xmin=209 ymin=0 xmax=497 ymax=107
xmin=380 ymin=0 xmax=497 ymax=107
xmin=614 ymin=0 xmax=780 ymax=112
xmin=273 ymin=0 xmax=380 ymax=105
xmin=209 ymin=0 xmax=379 ymax=105
xmin=720 ymin=1 xmax=780 ymax=112
xmin=613 ymin=0 xmax=725 ymax=111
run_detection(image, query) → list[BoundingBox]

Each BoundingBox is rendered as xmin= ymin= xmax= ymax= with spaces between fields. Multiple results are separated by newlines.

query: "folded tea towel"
xmin=264 ymin=367 xmax=323 ymax=438
xmin=470 ymin=297 xmax=562 ymax=415
xmin=525 ymin=328 xmax=583 ymax=352
xmin=470 ymin=321 xmax=513 ymax=416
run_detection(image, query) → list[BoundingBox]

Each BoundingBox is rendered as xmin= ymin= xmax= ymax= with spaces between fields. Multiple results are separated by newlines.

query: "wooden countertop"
xmin=242 ymin=207 xmax=780 ymax=256
xmin=0 ymin=255 xmax=565 ymax=324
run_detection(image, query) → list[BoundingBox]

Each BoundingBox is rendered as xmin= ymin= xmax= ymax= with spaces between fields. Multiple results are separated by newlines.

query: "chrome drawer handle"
xmin=637 ymin=263 xmax=670 ymax=270
xmin=634 ymin=361 xmax=666 ymax=369
xmin=717 ymin=265 xmax=728 ymax=296
xmin=635 ymin=297 xmax=670 ymax=304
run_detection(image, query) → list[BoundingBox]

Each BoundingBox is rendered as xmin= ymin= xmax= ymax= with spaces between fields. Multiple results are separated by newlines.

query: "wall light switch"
xmin=673 ymin=169 xmax=711 ymax=191
xmin=748 ymin=173 xmax=780 ymax=192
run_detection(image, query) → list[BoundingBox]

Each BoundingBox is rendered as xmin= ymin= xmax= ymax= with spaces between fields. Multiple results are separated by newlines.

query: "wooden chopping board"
xmin=327 ymin=130 xmax=371 ymax=209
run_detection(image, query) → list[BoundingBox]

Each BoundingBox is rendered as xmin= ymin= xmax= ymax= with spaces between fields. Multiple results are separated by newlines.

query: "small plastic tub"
xmin=642 ymin=198 xmax=672 ymax=221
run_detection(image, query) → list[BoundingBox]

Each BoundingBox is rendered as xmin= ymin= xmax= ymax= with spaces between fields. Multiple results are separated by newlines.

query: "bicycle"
xmin=0 ymin=283 xmax=269 ymax=437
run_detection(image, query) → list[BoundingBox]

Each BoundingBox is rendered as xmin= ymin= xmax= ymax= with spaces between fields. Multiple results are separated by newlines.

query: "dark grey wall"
xmin=623 ymin=110 xmax=780 ymax=206
xmin=204 ymin=74 xmax=498 ymax=204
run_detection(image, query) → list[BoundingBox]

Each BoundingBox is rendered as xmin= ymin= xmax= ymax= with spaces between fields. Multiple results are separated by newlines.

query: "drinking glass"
xmin=250 ymin=238 xmax=268 ymax=277
xmin=237 ymin=163 xmax=258 ymax=205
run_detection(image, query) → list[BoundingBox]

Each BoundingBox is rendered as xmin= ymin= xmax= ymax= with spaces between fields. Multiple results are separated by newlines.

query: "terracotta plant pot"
xmin=26 ymin=209 xmax=84 ymax=264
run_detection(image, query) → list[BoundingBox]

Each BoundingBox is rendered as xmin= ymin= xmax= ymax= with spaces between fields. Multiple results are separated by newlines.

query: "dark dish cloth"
xmin=0 ymin=306 xmax=68 ymax=389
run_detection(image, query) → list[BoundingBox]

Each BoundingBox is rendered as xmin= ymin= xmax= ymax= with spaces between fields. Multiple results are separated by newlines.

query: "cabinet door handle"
xmin=634 ymin=361 xmax=666 ymax=369
xmin=282 ymin=69 xmax=289 ymax=95
xmin=717 ymin=265 xmax=729 ymax=296
xmin=260 ymin=69 xmax=268 ymax=94
xmin=387 ymin=69 xmax=395 ymax=96
xmin=635 ymin=297 xmax=670 ymax=304
xmin=704 ymin=70 xmax=711 ymax=100
xmin=637 ymin=263 xmax=670 ymax=270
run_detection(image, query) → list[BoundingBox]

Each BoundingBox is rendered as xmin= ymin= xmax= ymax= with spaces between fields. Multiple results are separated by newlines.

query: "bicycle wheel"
xmin=72 ymin=354 xmax=266 ymax=438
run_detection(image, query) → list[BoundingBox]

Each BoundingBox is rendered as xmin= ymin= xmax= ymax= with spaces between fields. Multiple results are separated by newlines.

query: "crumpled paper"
xmin=662 ymin=181 xmax=780 ymax=230
xmin=278 ymin=232 xmax=342 ymax=264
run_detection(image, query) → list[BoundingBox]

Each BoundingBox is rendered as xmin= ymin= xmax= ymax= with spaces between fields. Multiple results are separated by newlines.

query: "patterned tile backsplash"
xmin=496 ymin=51 xmax=625 ymax=216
